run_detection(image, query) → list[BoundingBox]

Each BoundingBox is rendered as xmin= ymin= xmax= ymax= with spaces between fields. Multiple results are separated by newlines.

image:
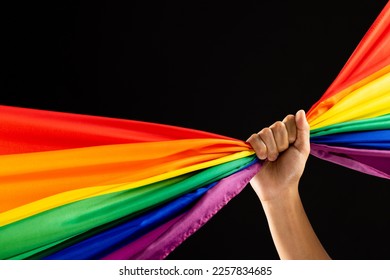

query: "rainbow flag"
xmin=0 ymin=2 xmax=389 ymax=259
xmin=308 ymin=2 xmax=390 ymax=179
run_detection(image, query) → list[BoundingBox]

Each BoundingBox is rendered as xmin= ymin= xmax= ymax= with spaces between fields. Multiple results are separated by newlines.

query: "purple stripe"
xmin=310 ymin=143 xmax=390 ymax=179
xmin=101 ymin=215 xmax=183 ymax=260
xmin=102 ymin=161 xmax=261 ymax=260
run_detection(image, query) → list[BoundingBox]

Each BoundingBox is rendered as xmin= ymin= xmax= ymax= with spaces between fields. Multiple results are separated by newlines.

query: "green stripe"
xmin=0 ymin=155 xmax=256 ymax=259
xmin=310 ymin=114 xmax=390 ymax=137
xmin=8 ymin=237 xmax=72 ymax=260
xmin=28 ymin=157 xmax=258 ymax=260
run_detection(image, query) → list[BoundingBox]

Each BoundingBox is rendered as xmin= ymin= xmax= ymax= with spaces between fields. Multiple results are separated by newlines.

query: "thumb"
xmin=294 ymin=109 xmax=310 ymax=157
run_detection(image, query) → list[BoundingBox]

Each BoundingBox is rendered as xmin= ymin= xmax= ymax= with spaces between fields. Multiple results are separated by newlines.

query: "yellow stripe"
xmin=0 ymin=150 xmax=254 ymax=226
xmin=308 ymin=64 xmax=390 ymax=124
xmin=0 ymin=138 xmax=250 ymax=211
xmin=309 ymin=71 xmax=390 ymax=130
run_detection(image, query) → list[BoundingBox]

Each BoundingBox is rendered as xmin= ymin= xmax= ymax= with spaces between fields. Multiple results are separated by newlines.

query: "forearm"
xmin=260 ymin=185 xmax=331 ymax=260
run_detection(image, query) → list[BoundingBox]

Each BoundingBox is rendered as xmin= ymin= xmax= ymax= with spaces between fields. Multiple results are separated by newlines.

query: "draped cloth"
xmin=0 ymin=105 xmax=259 ymax=260
xmin=308 ymin=1 xmax=390 ymax=179
xmin=0 ymin=2 xmax=389 ymax=259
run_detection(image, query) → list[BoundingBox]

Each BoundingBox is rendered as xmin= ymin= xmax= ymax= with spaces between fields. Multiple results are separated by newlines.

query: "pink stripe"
xmin=102 ymin=162 xmax=261 ymax=260
xmin=310 ymin=143 xmax=390 ymax=179
xmin=101 ymin=215 xmax=184 ymax=260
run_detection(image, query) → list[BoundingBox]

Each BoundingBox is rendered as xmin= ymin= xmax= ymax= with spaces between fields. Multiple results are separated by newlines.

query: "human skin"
xmin=246 ymin=110 xmax=331 ymax=260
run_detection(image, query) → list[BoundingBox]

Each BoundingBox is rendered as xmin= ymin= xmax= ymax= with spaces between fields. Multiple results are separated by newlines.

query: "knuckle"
xmin=271 ymin=121 xmax=285 ymax=132
xmin=247 ymin=133 xmax=258 ymax=143
xmin=248 ymin=134 xmax=268 ymax=160
xmin=259 ymin=127 xmax=272 ymax=137
xmin=284 ymin=114 xmax=295 ymax=122
xmin=274 ymin=121 xmax=285 ymax=128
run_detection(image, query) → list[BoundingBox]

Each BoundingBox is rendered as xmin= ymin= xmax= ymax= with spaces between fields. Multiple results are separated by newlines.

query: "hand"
xmin=246 ymin=111 xmax=330 ymax=260
xmin=246 ymin=110 xmax=310 ymax=202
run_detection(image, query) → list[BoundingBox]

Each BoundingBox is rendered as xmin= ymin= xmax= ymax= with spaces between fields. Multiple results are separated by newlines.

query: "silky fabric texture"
xmin=41 ymin=182 xmax=217 ymax=260
xmin=306 ymin=2 xmax=390 ymax=122
xmin=1 ymin=1 xmax=390 ymax=260
xmin=0 ymin=104 xmax=257 ymax=259
xmin=308 ymin=1 xmax=390 ymax=179
xmin=102 ymin=161 xmax=261 ymax=260
xmin=0 ymin=156 xmax=256 ymax=259
xmin=0 ymin=105 xmax=234 ymax=154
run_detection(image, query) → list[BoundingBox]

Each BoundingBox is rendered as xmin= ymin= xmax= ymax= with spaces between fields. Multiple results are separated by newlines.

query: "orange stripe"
xmin=307 ymin=64 xmax=390 ymax=124
xmin=307 ymin=1 xmax=390 ymax=121
xmin=0 ymin=138 xmax=251 ymax=212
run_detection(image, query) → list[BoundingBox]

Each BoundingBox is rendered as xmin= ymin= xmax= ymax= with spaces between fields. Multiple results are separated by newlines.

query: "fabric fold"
xmin=1 ymin=0 xmax=390 ymax=261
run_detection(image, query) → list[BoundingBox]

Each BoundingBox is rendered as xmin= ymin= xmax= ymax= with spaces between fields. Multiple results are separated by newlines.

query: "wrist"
xmin=260 ymin=184 xmax=301 ymax=214
xmin=259 ymin=184 xmax=331 ymax=260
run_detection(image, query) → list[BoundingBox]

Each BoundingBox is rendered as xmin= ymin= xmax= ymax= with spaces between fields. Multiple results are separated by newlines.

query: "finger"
xmin=270 ymin=121 xmax=289 ymax=153
xmin=282 ymin=114 xmax=297 ymax=144
xmin=294 ymin=109 xmax=310 ymax=156
xmin=258 ymin=127 xmax=278 ymax=161
xmin=246 ymin=133 xmax=267 ymax=160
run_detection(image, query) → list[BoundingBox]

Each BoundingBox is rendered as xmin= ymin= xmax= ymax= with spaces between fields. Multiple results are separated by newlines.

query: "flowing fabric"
xmin=0 ymin=1 xmax=390 ymax=260
xmin=308 ymin=1 xmax=390 ymax=178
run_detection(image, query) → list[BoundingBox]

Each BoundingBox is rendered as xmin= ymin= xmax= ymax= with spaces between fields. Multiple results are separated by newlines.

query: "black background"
xmin=3 ymin=1 xmax=390 ymax=260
